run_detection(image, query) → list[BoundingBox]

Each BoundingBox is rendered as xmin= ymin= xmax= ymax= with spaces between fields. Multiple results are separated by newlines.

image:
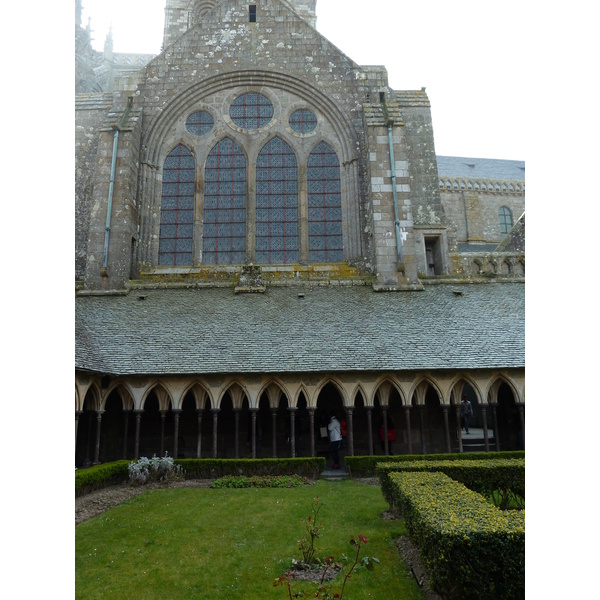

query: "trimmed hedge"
xmin=345 ymin=450 xmax=525 ymax=478
xmin=75 ymin=461 xmax=130 ymax=497
xmin=76 ymin=457 xmax=325 ymax=497
xmin=389 ymin=471 xmax=524 ymax=600
xmin=174 ymin=457 xmax=324 ymax=479
xmin=377 ymin=458 xmax=525 ymax=509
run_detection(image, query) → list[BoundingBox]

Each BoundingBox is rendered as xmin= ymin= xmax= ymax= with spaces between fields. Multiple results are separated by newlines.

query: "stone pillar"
xmin=250 ymin=408 xmax=258 ymax=458
xmin=516 ymin=403 xmax=525 ymax=448
xmin=93 ymin=410 xmax=104 ymax=464
xmin=490 ymin=403 xmax=500 ymax=451
xmin=172 ymin=409 xmax=181 ymax=458
xmin=134 ymin=410 xmax=143 ymax=459
xmin=160 ymin=410 xmax=167 ymax=457
xmin=234 ymin=408 xmax=241 ymax=459
xmin=75 ymin=411 xmax=82 ymax=457
xmin=122 ymin=410 xmax=131 ymax=459
xmin=196 ymin=409 xmax=203 ymax=458
xmin=365 ymin=406 xmax=373 ymax=455
xmin=480 ymin=405 xmax=489 ymax=452
xmin=308 ymin=408 xmax=316 ymax=457
xmin=288 ymin=407 xmax=297 ymax=458
xmin=403 ymin=405 xmax=412 ymax=454
xmin=271 ymin=409 xmax=278 ymax=458
xmin=418 ymin=405 xmax=426 ymax=454
xmin=211 ymin=408 xmax=220 ymax=458
xmin=381 ymin=406 xmax=389 ymax=455
xmin=442 ymin=405 xmax=451 ymax=453
xmin=454 ymin=404 xmax=463 ymax=453
xmin=345 ymin=406 xmax=354 ymax=456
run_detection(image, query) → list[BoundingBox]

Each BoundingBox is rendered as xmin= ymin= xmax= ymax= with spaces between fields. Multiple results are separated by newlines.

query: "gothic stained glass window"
xmin=203 ymin=138 xmax=247 ymax=265
xmin=256 ymin=137 xmax=299 ymax=264
xmin=185 ymin=110 xmax=214 ymax=136
xmin=307 ymin=142 xmax=343 ymax=262
xmin=289 ymin=109 xmax=317 ymax=134
xmin=499 ymin=206 xmax=513 ymax=236
xmin=229 ymin=93 xmax=274 ymax=129
xmin=158 ymin=145 xmax=195 ymax=266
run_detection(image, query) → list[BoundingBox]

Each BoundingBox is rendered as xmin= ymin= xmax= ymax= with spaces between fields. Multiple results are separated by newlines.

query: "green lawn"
xmin=76 ymin=479 xmax=425 ymax=599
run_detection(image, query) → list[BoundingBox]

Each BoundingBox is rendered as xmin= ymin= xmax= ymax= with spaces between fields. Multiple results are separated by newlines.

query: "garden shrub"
xmin=377 ymin=458 xmax=524 ymax=509
xmin=175 ymin=457 xmax=325 ymax=479
xmin=75 ymin=461 xmax=130 ymax=497
xmin=345 ymin=450 xmax=524 ymax=477
xmin=388 ymin=471 xmax=524 ymax=600
xmin=128 ymin=454 xmax=183 ymax=485
xmin=209 ymin=474 xmax=309 ymax=489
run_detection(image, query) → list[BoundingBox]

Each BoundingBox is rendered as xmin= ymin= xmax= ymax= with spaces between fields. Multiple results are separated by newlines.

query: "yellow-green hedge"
xmin=389 ymin=471 xmax=524 ymax=600
xmin=377 ymin=458 xmax=524 ymax=509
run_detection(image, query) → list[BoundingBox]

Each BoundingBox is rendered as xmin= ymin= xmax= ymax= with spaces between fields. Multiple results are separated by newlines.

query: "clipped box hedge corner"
xmin=389 ymin=471 xmax=524 ymax=600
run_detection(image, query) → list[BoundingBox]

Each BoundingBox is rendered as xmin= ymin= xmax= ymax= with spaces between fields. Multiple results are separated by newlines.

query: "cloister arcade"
xmin=75 ymin=370 xmax=524 ymax=468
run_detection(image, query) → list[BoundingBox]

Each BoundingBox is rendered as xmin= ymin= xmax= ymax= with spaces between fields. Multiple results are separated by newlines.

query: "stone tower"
xmin=163 ymin=0 xmax=317 ymax=49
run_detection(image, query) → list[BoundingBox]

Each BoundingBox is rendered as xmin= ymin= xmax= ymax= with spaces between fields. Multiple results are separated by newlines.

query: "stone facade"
xmin=75 ymin=0 xmax=525 ymax=466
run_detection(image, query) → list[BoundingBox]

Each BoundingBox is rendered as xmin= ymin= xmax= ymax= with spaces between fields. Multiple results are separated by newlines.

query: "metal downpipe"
xmin=101 ymin=128 xmax=119 ymax=275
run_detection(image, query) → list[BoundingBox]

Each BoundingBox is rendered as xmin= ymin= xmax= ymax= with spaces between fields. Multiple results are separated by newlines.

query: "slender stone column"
xmin=365 ymin=406 xmax=373 ymax=455
xmin=211 ymin=408 xmax=220 ymax=458
xmin=93 ymin=410 xmax=104 ymax=464
xmin=403 ymin=405 xmax=412 ymax=454
xmin=160 ymin=410 xmax=167 ymax=457
xmin=134 ymin=410 xmax=143 ymax=459
xmin=308 ymin=408 xmax=316 ymax=457
xmin=490 ymin=403 xmax=500 ymax=451
xmin=271 ymin=409 xmax=278 ymax=458
xmin=288 ymin=407 xmax=297 ymax=458
xmin=480 ymin=406 xmax=490 ymax=452
xmin=442 ymin=405 xmax=451 ymax=453
xmin=172 ymin=409 xmax=181 ymax=458
xmin=75 ymin=411 xmax=82 ymax=456
xmin=454 ymin=404 xmax=463 ymax=453
xmin=516 ymin=403 xmax=525 ymax=448
xmin=345 ymin=406 xmax=354 ymax=456
xmin=250 ymin=408 xmax=258 ymax=458
xmin=381 ymin=406 xmax=389 ymax=455
xmin=234 ymin=408 xmax=241 ymax=458
xmin=418 ymin=405 xmax=426 ymax=454
xmin=122 ymin=410 xmax=131 ymax=459
xmin=196 ymin=409 xmax=203 ymax=458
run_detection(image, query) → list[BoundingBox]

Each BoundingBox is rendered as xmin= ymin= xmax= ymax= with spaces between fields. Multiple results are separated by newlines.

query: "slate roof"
xmin=437 ymin=156 xmax=525 ymax=181
xmin=75 ymin=283 xmax=524 ymax=376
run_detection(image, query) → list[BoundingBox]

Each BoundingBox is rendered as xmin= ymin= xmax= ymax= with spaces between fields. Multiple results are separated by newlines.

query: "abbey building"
xmin=75 ymin=0 xmax=524 ymax=467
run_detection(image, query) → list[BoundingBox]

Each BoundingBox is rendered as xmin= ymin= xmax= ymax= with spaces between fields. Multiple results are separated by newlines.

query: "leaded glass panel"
xmin=185 ymin=110 xmax=214 ymax=136
xmin=230 ymin=93 xmax=274 ymax=129
xmin=203 ymin=138 xmax=247 ymax=264
xmin=158 ymin=145 xmax=195 ymax=266
xmin=255 ymin=137 xmax=299 ymax=264
xmin=499 ymin=206 xmax=513 ymax=236
xmin=307 ymin=142 xmax=343 ymax=262
xmin=289 ymin=109 xmax=318 ymax=134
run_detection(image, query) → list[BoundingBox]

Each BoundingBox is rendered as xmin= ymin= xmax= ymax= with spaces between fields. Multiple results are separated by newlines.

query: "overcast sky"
xmin=80 ymin=0 xmax=529 ymax=161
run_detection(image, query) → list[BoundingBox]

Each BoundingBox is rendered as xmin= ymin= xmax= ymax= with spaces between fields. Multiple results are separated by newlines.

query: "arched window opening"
xmin=499 ymin=206 xmax=513 ymax=236
xmin=256 ymin=137 xmax=299 ymax=264
xmin=203 ymin=138 xmax=247 ymax=264
xmin=159 ymin=145 xmax=195 ymax=266
xmin=307 ymin=142 xmax=343 ymax=262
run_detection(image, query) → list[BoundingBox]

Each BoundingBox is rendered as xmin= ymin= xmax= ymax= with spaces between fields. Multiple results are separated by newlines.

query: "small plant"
xmin=127 ymin=453 xmax=183 ymax=485
xmin=297 ymin=496 xmax=324 ymax=565
xmin=210 ymin=475 xmax=309 ymax=489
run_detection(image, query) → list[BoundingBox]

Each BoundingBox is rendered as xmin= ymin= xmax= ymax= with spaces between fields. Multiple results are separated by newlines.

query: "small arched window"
xmin=307 ymin=141 xmax=343 ymax=262
xmin=203 ymin=138 xmax=247 ymax=265
xmin=158 ymin=144 xmax=195 ymax=266
xmin=499 ymin=206 xmax=513 ymax=236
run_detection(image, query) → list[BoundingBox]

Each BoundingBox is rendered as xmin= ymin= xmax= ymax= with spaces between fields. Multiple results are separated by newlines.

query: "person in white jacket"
xmin=328 ymin=414 xmax=342 ymax=469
